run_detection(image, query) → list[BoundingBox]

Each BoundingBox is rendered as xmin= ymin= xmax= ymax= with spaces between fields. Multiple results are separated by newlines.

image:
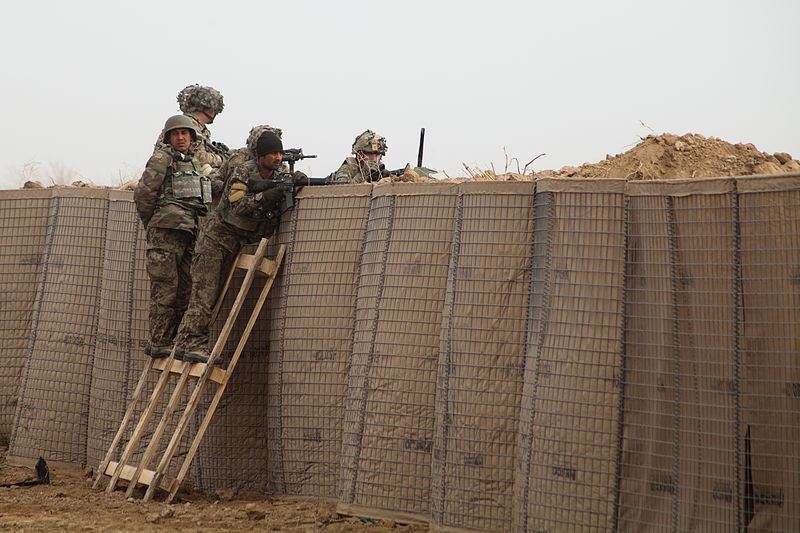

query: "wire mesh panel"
xmin=621 ymin=178 xmax=742 ymax=531
xmin=86 ymin=193 xmax=142 ymax=468
xmin=9 ymin=189 xmax=109 ymax=465
xmin=263 ymin=185 xmax=372 ymax=498
xmin=515 ymin=179 xmax=627 ymax=532
xmin=0 ymin=191 xmax=51 ymax=442
xmin=431 ymin=181 xmax=535 ymax=533
xmin=737 ymin=176 xmax=800 ymax=531
xmin=340 ymin=182 xmax=459 ymax=523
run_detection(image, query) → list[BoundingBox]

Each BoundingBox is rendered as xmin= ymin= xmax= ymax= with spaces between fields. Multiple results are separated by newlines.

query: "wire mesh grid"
xmin=517 ymin=189 xmax=627 ymax=533
xmin=1 ymin=178 xmax=797 ymax=531
xmin=9 ymin=195 xmax=108 ymax=464
xmin=0 ymin=194 xmax=50 ymax=442
xmin=340 ymin=184 xmax=460 ymax=521
xmin=432 ymin=183 xmax=535 ymax=532
xmin=267 ymin=188 xmax=372 ymax=498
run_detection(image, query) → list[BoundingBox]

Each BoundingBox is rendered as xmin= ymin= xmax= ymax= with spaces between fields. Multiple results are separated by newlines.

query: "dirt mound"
xmin=538 ymin=133 xmax=800 ymax=180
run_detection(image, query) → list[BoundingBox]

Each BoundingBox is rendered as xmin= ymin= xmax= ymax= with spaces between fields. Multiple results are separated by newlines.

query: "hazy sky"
xmin=1 ymin=1 xmax=798 ymax=189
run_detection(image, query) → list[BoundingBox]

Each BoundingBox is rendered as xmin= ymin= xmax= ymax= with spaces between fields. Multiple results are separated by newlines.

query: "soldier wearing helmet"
xmin=135 ymin=114 xmax=214 ymax=359
xmin=173 ymin=130 xmax=291 ymax=364
xmin=154 ymin=84 xmax=229 ymax=173
xmin=328 ymin=130 xmax=389 ymax=183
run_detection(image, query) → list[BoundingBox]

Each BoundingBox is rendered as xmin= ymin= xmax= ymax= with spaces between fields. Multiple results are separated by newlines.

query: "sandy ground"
xmin=0 ymin=448 xmax=429 ymax=533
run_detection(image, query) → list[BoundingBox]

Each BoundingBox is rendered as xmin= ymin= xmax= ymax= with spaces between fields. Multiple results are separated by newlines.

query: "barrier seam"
xmin=667 ymin=196 xmax=681 ymax=533
xmin=434 ymin=193 xmax=462 ymax=525
xmin=612 ymin=194 xmax=630 ymax=532
xmin=520 ymin=191 xmax=554 ymax=531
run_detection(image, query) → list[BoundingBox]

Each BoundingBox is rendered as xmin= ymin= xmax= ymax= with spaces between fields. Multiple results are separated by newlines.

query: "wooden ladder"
xmin=93 ymin=238 xmax=285 ymax=503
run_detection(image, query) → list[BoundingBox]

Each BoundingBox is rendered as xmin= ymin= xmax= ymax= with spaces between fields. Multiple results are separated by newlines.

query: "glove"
xmin=291 ymin=171 xmax=309 ymax=184
xmin=257 ymin=188 xmax=283 ymax=212
xmin=201 ymin=163 xmax=213 ymax=176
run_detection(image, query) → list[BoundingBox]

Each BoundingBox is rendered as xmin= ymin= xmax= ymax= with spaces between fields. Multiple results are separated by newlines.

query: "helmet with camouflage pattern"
xmin=351 ymin=130 xmax=387 ymax=156
xmin=246 ymin=125 xmax=283 ymax=153
xmin=161 ymin=114 xmax=198 ymax=141
xmin=177 ymin=84 xmax=225 ymax=115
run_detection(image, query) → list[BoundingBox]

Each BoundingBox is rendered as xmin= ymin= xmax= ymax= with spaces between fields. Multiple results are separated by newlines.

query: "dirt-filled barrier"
xmin=1 ymin=173 xmax=798 ymax=532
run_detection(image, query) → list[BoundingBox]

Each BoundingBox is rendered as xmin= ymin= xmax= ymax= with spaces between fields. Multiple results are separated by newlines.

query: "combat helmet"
xmin=352 ymin=130 xmax=387 ymax=156
xmin=177 ymin=84 xmax=225 ymax=116
xmin=161 ymin=114 xmax=198 ymax=141
xmin=246 ymin=125 xmax=283 ymax=153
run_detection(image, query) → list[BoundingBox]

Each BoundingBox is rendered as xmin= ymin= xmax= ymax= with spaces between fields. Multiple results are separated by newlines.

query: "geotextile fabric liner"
xmin=339 ymin=182 xmax=460 ymax=523
xmin=266 ymin=184 xmax=372 ymax=498
xmin=1 ymin=175 xmax=799 ymax=532
xmin=431 ymin=181 xmax=535 ymax=533
xmin=0 ymin=191 xmax=50 ymax=441
xmin=514 ymin=179 xmax=627 ymax=533
xmin=9 ymin=189 xmax=109 ymax=465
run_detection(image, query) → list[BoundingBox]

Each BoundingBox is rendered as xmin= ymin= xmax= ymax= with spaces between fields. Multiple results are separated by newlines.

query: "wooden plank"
xmin=151 ymin=357 xmax=226 ymax=385
xmin=104 ymin=461 xmax=174 ymax=492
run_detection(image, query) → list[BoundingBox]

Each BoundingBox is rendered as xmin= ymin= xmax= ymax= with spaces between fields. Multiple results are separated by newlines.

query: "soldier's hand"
xmin=257 ymin=188 xmax=283 ymax=212
xmin=291 ymin=171 xmax=309 ymax=184
xmin=201 ymin=163 xmax=213 ymax=176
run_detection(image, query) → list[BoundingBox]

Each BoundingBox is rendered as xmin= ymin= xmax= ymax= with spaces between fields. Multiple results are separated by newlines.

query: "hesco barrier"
xmin=0 ymin=175 xmax=797 ymax=532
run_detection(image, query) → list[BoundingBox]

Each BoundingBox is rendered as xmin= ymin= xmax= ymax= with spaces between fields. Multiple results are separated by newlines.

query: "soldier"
xmin=135 ymin=115 xmax=213 ymax=359
xmin=173 ymin=130 xmax=304 ymax=363
xmin=328 ymin=130 xmax=389 ymax=183
xmin=210 ymin=124 xmax=284 ymax=187
xmin=155 ymin=84 xmax=228 ymax=173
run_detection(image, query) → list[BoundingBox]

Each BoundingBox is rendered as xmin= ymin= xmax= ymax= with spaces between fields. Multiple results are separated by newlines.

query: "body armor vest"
xmin=164 ymin=156 xmax=212 ymax=204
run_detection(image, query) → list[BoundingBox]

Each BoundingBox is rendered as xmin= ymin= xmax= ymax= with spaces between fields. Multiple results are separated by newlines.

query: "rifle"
xmin=248 ymin=174 xmax=328 ymax=210
xmin=282 ymin=148 xmax=317 ymax=173
xmin=204 ymin=139 xmax=230 ymax=159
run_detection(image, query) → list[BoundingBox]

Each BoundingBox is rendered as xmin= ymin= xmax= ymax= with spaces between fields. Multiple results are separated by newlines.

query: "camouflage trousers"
xmin=145 ymin=226 xmax=196 ymax=348
xmin=173 ymin=236 xmax=237 ymax=353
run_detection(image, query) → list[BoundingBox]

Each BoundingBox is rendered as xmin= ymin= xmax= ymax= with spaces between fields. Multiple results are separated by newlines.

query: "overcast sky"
xmin=1 ymin=1 xmax=798 ymax=189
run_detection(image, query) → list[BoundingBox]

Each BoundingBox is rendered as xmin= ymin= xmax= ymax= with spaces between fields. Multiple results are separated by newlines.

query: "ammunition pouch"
xmin=172 ymin=171 xmax=212 ymax=204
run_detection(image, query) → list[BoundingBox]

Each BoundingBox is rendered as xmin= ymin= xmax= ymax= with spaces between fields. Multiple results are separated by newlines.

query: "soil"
xmin=0 ymin=447 xmax=429 ymax=533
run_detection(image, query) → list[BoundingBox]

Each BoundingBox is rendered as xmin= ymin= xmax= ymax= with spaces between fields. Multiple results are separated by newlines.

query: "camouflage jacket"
xmin=202 ymin=159 xmax=284 ymax=253
xmin=134 ymin=146 xmax=208 ymax=233
xmin=329 ymin=156 xmax=386 ymax=184
xmin=210 ymin=147 xmax=289 ymax=188
xmin=153 ymin=113 xmax=225 ymax=169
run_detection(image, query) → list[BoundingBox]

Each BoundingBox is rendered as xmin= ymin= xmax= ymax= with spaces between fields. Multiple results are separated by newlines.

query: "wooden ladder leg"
xmin=143 ymin=239 xmax=272 ymax=501
xmin=105 ymin=349 xmax=179 ymax=493
xmin=93 ymin=357 xmax=155 ymax=489
xmin=124 ymin=362 xmax=193 ymax=498
xmin=166 ymin=244 xmax=285 ymax=503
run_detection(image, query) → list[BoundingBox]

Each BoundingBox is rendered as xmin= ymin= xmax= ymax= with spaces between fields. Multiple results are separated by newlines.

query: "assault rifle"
xmin=248 ymin=173 xmax=328 ymax=210
xmin=204 ymin=139 xmax=230 ymax=159
xmin=282 ymin=148 xmax=317 ymax=173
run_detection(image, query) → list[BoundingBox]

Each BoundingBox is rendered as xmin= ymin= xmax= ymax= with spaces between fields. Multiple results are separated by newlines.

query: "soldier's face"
xmin=360 ymin=152 xmax=382 ymax=163
xmin=168 ymin=128 xmax=193 ymax=153
xmin=258 ymin=152 xmax=283 ymax=174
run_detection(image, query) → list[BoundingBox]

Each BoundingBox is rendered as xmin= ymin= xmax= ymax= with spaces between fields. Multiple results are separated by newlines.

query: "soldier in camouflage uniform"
xmin=173 ymin=131 xmax=303 ymax=363
xmin=135 ymin=115 xmax=214 ymax=358
xmin=210 ymin=124 xmax=284 ymax=187
xmin=328 ymin=130 xmax=389 ymax=183
xmin=154 ymin=84 xmax=228 ymax=175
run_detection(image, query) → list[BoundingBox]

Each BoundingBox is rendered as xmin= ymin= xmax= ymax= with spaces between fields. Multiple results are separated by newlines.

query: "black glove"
xmin=257 ymin=188 xmax=283 ymax=212
xmin=291 ymin=171 xmax=309 ymax=184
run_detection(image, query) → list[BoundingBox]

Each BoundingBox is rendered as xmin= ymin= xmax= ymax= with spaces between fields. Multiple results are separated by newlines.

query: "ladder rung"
xmin=104 ymin=461 xmax=175 ymax=493
xmin=234 ymin=253 xmax=278 ymax=277
xmin=152 ymin=358 xmax=226 ymax=385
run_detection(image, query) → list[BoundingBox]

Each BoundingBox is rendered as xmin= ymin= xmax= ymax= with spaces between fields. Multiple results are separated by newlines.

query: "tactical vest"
xmin=163 ymin=155 xmax=212 ymax=205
